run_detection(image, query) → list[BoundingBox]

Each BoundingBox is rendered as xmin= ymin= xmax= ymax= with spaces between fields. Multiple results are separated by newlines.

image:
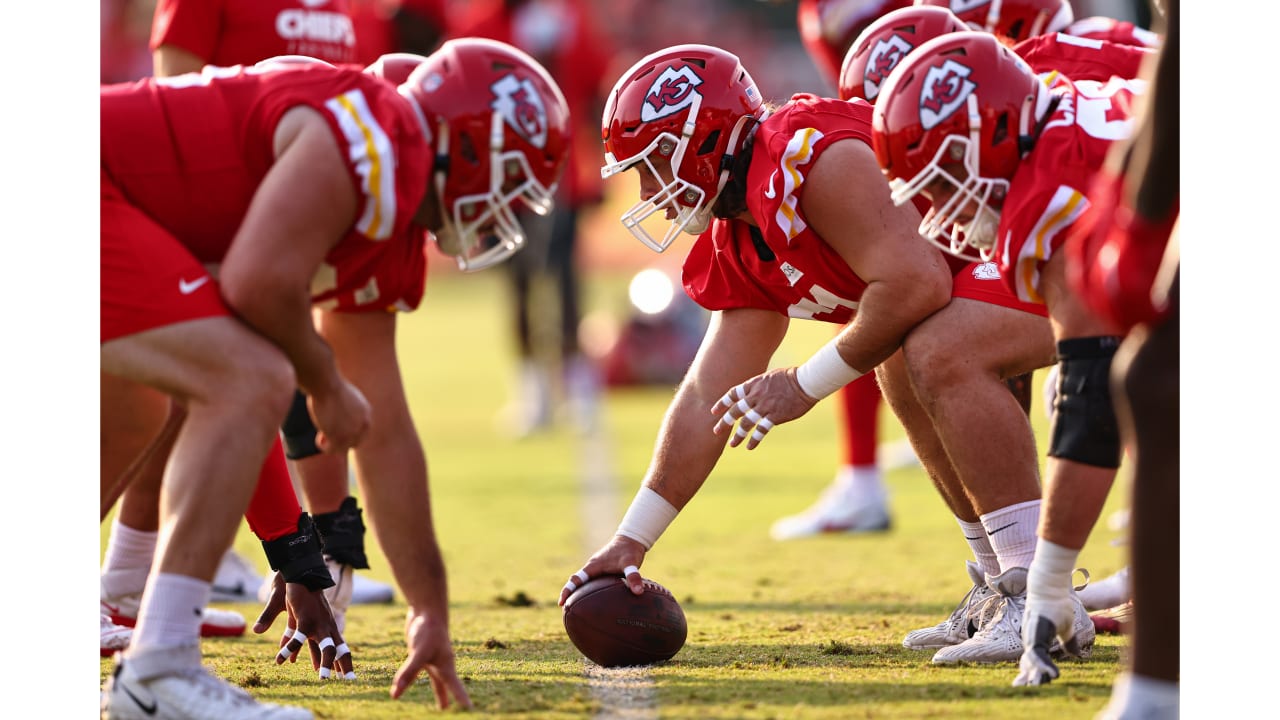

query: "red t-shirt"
xmin=150 ymin=0 xmax=357 ymax=66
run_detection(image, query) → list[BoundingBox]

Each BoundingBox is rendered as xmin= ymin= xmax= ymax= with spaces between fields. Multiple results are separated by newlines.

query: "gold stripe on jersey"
xmin=775 ymin=127 xmax=824 ymax=243
xmin=326 ymin=90 xmax=396 ymax=241
xmin=1016 ymin=185 xmax=1088 ymax=303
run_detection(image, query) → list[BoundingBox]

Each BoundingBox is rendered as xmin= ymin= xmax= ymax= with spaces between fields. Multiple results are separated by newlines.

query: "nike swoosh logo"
xmin=986 ymin=522 xmax=1017 ymax=536
xmin=179 ymin=276 xmax=211 ymax=294
xmin=122 ymin=681 xmax=158 ymax=715
xmin=764 ymin=170 xmax=778 ymax=199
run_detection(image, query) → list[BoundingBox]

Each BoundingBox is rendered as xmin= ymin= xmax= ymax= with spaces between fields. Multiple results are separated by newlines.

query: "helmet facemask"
xmin=602 ymin=97 xmax=759 ymax=254
xmin=434 ymin=112 xmax=557 ymax=272
xmin=888 ymin=94 xmax=1012 ymax=262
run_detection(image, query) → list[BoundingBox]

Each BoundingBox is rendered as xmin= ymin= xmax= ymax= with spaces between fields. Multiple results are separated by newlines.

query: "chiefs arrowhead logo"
xmin=919 ymin=59 xmax=977 ymax=130
xmin=491 ymin=74 xmax=547 ymax=149
xmin=641 ymin=65 xmax=704 ymax=122
xmin=864 ymin=34 xmax=914 ymax=101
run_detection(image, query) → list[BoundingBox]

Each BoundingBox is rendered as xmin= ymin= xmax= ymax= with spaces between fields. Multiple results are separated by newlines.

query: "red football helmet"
xmin=600 ymin=44 xmax=765 ymax=253
xmin=398 ymin=38 xmax=570 ymax=271
xmin=872 ymin=30 xmax=1046 ymax=260
xmin=798 ymin=0 xmax=913 ymax=85
xmin=839 ymin=5 xmax=968 ymax=102
xmin=364 ymin=52 xmax=430 ymax=85
xmin=913 ymin=0 xmax=1073 ymax=42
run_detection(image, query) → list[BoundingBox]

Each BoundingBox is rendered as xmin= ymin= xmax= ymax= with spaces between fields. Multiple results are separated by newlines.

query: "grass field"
xmin=100 ymin=267 xmax=1131 ymax=719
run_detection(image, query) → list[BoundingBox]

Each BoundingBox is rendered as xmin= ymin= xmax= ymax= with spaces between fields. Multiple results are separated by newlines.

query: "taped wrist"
xmin=1047 ymin=336 xmax=1122 ymax=469
xmin=261 ymin=513 xmax=335 ymax=591
xmin=796 ymin=336 xmax=864 ymax=401
xmin=280 ymin=390 xmax=321 ymax=460
xmin=615 ymin=486 xmax=679 ymax=550
xmin=313 ymin=496 xmax=370 ymax=569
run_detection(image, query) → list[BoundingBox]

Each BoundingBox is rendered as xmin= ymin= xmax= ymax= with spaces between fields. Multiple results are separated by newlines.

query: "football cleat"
xmin=1077 ymin=565 xmax=1131 ymax=611
xmin=210 ymin=549 xmax=265 ymax=603
xmin=902 ymin=561 xmax=995 ymax=650
xmin=1013 ymin=590 xmax=1096 ymax=685
xmin=769 ymin=478 xmax=890 ymax=541
xmin=101 ymin=613 xmax=132 ymax=658
xmin=932 ymin=567 xmax=1030 ymax=664
xmin=102 ymin=592 xmax=246 ymax=639
xmin=102 ymin=646 xmax=313 ymax=720
xmin=350 ymin=571 xmax=394 ymax=605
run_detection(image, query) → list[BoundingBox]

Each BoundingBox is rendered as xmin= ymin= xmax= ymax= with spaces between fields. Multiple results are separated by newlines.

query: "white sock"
xmin=101 ymin=519 xmax=157 ymax=598
xmin=130 ymin=573 xmax=210 ymax=653
xmin=836 ymin=465 xmax=886 ymax=502
xmin=1026 ymin=538 xmax=1079 ymax=605
xmin=957 ymin=518 xmax=1000 ymax=577
xmin=980 ymin=499 xmax=1040 ymax=572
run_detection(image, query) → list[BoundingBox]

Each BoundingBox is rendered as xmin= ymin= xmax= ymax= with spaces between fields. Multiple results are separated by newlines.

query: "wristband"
xmin=313 ymin=496 xmax=370 ymax=569
xmin=615 ymin=487 xmax=679 ymax=550
xmin=795 ymin=336 xmax=863 ymax=400
xmin=261 ymin=513 xmax=336 ymax=592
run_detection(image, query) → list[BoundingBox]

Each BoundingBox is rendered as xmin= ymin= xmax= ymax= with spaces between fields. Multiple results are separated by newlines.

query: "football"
xmin=562 ymin=575 xmax=688 ymax=667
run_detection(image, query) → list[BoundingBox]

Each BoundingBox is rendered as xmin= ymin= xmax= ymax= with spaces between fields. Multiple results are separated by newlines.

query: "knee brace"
xmin=280 ymin=389 xmax=321 ymax=460
xmin=1047 ymin=337 xmax=1122 ymax=468
xmin=313 ymin=497 xmax=370 ymax=569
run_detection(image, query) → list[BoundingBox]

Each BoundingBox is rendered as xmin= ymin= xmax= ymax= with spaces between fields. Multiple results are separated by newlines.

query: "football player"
xmin=871 ymin=28 xmax=1149 ymax=685
xmin=100 ymin=39 xmax=569 ymax=717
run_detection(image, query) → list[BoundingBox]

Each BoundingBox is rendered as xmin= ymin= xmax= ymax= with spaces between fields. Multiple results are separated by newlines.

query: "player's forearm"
xmin=351 ymin=417 xmax=450 ymax=617
xmin=221 ymin=279 xmax=342 ymax=397
xmin=640 ymin=378 xmax=730 ymax=511
xmin=836 ymin=274 xmax=949 ymax=372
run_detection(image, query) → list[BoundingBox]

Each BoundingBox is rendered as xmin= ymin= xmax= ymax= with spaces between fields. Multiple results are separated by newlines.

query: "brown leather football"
xmin=562 ymin=576 xmax=687 ymax=667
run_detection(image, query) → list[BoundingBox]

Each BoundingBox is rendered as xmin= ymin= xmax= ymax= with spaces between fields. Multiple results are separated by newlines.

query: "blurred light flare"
xmin=628 ymin=268 xmax=676 ymax=315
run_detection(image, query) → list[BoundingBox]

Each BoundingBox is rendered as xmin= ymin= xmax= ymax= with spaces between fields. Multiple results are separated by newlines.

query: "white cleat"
xmin=903 ymin=561 xmax=995 ymax=650
xmin=769 ymin=481 xmax=890 ymax=541
xmin=932 ymin=567 xmax=1030 ymax=665
xmin=102 ymin=591 xmax=246 ymax=639
xmin=350 ymin=571 xmax=394 ymax=605
xmin=102 ymin=646 xmax=313 ymax=720
xmin=1077 ymin=566 xmax=1131 ymax=611
xmin=101 ymin=614 xmax=132 ymax=658
xmin=1014 ymin=590 xmax=1097 ymax=686
xmin=210 ymin=549 xmax=265 ymax=603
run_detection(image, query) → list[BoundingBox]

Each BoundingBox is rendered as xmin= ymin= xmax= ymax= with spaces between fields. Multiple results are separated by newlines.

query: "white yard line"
xmin=578 ymin=428 xmax=658 ymax=720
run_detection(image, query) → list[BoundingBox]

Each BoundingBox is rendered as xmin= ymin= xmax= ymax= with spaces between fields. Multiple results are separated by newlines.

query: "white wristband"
xmin=615 ymin=487 xmax=679 ymax=550
xmin=795 ymin=335 xmax=864 ymax=400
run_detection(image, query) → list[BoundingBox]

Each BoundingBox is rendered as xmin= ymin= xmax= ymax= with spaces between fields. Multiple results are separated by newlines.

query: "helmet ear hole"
xmin=1006 ymin=19 xmax=1025 ymax=39
xmin=457 ymin=133 xmax=479 ymax=166
xmin=990 ymin=113 xmax=1009 ymax=148
xmin=696 ymin=130 xmax=720 ymax=156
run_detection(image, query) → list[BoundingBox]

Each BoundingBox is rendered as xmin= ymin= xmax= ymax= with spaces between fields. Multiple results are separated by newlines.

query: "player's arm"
xmin=805 ymin=138 xmax=952 ymax=374
xmin=219 ymin=106 xmax=368 ymax=451
xmin=153 ymin=44 xmax=205 ymax=77
xmin=560 ymin=307 xmax=789 ymax=603
xmin=315 ymin=308 xmax=470 ymax=708
xmin=714 ymin=139 xmax=952 ymax=449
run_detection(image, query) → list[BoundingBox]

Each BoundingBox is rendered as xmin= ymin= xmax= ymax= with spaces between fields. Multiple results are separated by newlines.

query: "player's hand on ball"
xmin=253 ymin=572 xmax=354 ymax=680
xmin=391 ymin=608 xmax=472 ymax=709
xmin=559 ymin=535 xmax=647 ymax=606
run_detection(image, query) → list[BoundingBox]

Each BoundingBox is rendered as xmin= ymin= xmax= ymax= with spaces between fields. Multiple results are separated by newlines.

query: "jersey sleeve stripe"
xmin=1016 ymin=186 xmax=1088 ymax=303
xmin=326 ymin=90 xmax=396 ymax=241
xmin=775 ymin=127 xmax=823 ymax=243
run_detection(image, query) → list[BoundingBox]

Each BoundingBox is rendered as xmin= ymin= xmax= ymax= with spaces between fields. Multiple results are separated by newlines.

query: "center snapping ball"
xmin=562 ymin=576 xmax=687 ymax=667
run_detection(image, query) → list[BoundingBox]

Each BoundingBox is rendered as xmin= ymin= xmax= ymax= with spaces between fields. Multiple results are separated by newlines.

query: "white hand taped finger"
xmin=716 ymin=391 xmax=734 ymax=410
xmin=318 ymin=637 xmax=335 ymax=652
xmin=719 ymin=411 xmax=736 ymax=429
xmin=623 ymin=565 xmax=640 ymax=577
xmin=758 ymin=418 xmax=774 ymax=431
xmin=734 ymin=425 xmax=748 ymax=439
xmin=335 ymin=642 xmax=351 ymax=658
xmin=319 ymin=667 xmax=332 ymax=679
xmin=574 ymin=570 xmax=589 ymax=583
xmin=744 ymin=409 xmax=763 ymax=424
xmin=735 ymin=399 xmax=750 ymax=413
xmin=733 ymin=383 xmax=746 ymax=399
xmin=752 ymin=428 xmax=768 ymax=443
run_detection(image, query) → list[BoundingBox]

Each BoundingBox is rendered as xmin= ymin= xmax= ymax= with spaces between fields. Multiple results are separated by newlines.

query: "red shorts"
xmin=952 ymin=261 xmax=1048 ymax=317
xmin=101 ymin=171 xmax=229 ymax=343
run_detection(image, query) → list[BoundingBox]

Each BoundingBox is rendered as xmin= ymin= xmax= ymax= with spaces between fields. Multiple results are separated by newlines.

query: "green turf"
xmin=101 ymin=268 xmax=1129 ymax=718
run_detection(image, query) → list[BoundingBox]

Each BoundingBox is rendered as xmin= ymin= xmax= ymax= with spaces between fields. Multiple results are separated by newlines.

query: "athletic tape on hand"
xmin=744 ymin=409 xmax=763 ymax=424
xmin=318 ymin=637 xmax=335 ymax=652
xmin=335 ymin=643 xmax=351 ymax=658
xmin=623 ymin=565 xmax=640 ymax=577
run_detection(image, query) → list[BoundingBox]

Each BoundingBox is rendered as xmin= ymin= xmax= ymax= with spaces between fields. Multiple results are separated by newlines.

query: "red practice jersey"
xmin=1065 ymin=16 xmax=1161 ymax=49
xmin=996 ymin=73 xmax=1146 ymax=303
xmin=1015 ymin=32 xmax=1154 ymax=82
xmin=150 ymin=0 xmax=357 ymax=66
xmin=101 ymin=63 xmax=432 ymax=313
xmin=684 ymin=96 xmax=876 ymax=325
